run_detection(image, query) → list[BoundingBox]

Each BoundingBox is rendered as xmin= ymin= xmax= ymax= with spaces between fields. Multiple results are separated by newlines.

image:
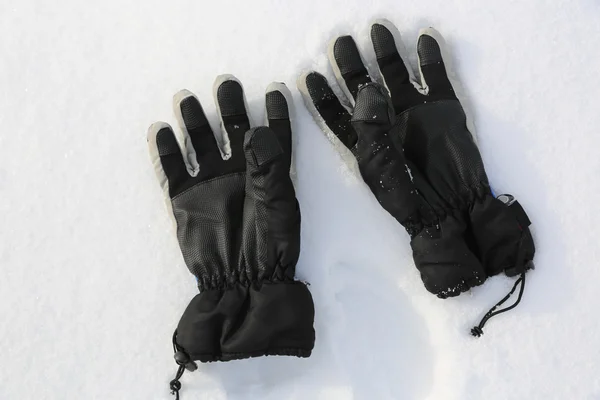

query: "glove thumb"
xmin=244 ymin=126 xmax=300 ymax=276
xmin=351 ymin=83 xmax=421 ymax=226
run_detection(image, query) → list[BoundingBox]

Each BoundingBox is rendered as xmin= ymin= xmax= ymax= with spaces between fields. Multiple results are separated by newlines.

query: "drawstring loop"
xmin=169 ymin=330 xmax=198 ymax=399
xmin=170 ymin=364 xmax=185 ymax=400
xmin=471 ymin=235 xmax=532 ymax=337
xmin=471 ymin=272 xmax=526 ymax=337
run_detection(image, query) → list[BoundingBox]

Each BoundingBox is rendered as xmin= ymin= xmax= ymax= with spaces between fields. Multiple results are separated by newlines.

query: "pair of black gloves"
xmin=147 ymin=20 xmax=535 ymax=398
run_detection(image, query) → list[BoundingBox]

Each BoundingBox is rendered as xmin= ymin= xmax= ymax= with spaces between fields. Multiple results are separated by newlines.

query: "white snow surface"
xmin=2 ymin=1 xmax=600 ymax=399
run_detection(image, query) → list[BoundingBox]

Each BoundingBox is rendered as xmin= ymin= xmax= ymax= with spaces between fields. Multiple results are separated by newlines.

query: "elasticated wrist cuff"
xmin=175 ymin=281 xmax=315 ymax=362
xmin=470 ymin=194 xmax=535 ymax=277
xmin=411 ymin=213 xmax=487 ymax=298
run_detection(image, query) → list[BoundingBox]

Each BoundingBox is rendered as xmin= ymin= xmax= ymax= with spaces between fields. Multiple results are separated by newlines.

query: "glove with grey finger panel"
xmin=299 ymin=30 xmax=486 ymax=297
xmin=350 ymin=83 xmax=487 ymax=297
xmin=148 ymin=77 xmax=314 ymax=398
xmin=299 ymin=20 xmax=535 ymax=308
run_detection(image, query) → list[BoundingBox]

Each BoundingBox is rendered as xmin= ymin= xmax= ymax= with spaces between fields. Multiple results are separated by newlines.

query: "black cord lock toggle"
xmin=174 ymin=351 xmax=198 ymax=371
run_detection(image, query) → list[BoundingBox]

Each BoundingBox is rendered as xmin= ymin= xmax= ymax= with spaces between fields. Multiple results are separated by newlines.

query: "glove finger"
xmin=173 ymin=90 xmax=228 ymax=180
xmin=147 ymin=122 xmax=191 ymax=198
xmin=297 ymin=71 xmax=358 ymax=150
xmin=328 ymin=35 xmax=372 ymax=105
xmin=265 ymin=82 xmax=293 ymax=170
xmin=351 ymin=83 xmax=422 ymax=224
xmin=214 ymin=75 xmax=251 ymax=171
xmin=244 ymin=127 xmax=300 ymax=278
xmin=370 ymin=20 xmax=423 ymax=113
xmin=417 ymin=29 xmax=456 ymax=97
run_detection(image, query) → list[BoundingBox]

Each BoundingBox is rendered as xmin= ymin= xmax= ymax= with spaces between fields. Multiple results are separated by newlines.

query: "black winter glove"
xmin=298 ymin=20 xmax=534 ymax=329
xmin=148 ymin=76 xmax=315 ymax=397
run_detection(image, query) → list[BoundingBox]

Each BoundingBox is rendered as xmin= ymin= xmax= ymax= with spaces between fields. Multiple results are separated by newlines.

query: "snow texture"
xmin=1 ymin=1 xmax=600 ymax=399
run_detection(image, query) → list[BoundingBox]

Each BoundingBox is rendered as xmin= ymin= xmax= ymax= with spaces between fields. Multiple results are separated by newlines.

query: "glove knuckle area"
xmin=400 ymin=100 xmax=487 ymax=197
xmin=175 ymin=282 xmax=315 ymax=362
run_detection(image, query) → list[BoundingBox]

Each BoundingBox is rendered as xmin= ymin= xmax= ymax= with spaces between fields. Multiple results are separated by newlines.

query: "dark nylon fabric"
xmin=470 ymin=196 xmax=535 ymax=276
xmin=154 ymin=83 xmax=315 ymax=362
xmin=177 ymin=282 xmax=315 ymax=362
xmin=351 ymin=84 xmax=487 ymax=297
xmin=302 ymin=23 xmax=535 ymax=298
xmin=171 ymin=126 xmax=315 ymax=360
xmin=351 ymin=84 xmax=534 ymax=296
xmin=352 ymin=84 xmax=534 ymax=297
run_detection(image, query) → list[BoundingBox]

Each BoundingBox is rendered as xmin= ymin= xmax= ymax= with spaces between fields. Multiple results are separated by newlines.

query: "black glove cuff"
xmin=470 ymin=194 xmax=535 ymax=277
xmin=410 ymin=213 xmax=487 ymax=298
xmin=174 ymin=281 xmax=315 ymax=362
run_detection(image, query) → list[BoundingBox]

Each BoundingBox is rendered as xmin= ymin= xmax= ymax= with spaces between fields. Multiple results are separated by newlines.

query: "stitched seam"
xmin=189 ymin=347 xmax=313 ymax=360
xmin=194 ymin=347 xmax=312 ymax=356
xmin=198 ymin=275 xmax=299 ymax=291
xmin=396 ymin=98 xmax=460 ymax=119
xmin=171 ymin=171 xmax=245 ymax=200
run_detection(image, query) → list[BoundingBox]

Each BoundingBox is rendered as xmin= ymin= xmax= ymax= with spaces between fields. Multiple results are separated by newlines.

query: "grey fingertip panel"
xmin=417 ymin=33 xmax=455 ymax=96
xmin=265 ymin=83 xmax=292 ymax=162
xmin=370 ymin=22 xmax=415 ymax=107
xmin=333 ymin=35 xmax=367 ymax=76
xmin=370 ymin=23 xmax=410 ymax=81
xmin=303 ymin=71 xmax=357 ymax=149
xmin=304 ymin=71 xmax=331 ymax=101
xmin=155 ymin=125 xmax=181 ymax=156
xmin=371 ymin=23 xmax=399 ymax=59
xmin=216 ymin=80 xmax=249 ymax=118
xmin=370 ymin=19 xmax=419 ymax=86
xmin=369 ymin=19 xmax=426 ymax=114
xmin=173 ymin=90 xmax=222 ymax=174
xmin=178 ymin=95 xmax=210 ymax=131
xmin=214 ymin=76 xmax=251 ymax=167
xmin=152 ymin=124 xmax=191 ymax=197
xmin=265 ymin=90 xmax=289 ymax=119
xmin=417 ymin=34 xmax=444 ymax=66
xmin=331 ymin=35 xmax=372 ymax=100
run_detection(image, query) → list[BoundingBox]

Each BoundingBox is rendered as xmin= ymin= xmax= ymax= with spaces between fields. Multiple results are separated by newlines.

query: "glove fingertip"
xmin=265 ymin=82 xmax=292 ymax=120
xmin=351 ymin=82 xmax=394 ymax=125
xmin=417 ymin=32 xmax=443 ymax=66
xmin=244 ymin=126 xmax=283 ymax=168
xmin=148 ymin=122 xmax=178 ymax=156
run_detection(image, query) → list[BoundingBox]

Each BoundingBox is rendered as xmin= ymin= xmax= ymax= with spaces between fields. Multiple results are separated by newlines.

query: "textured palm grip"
xmin=172 ymin=173 xmax=247 ymax=288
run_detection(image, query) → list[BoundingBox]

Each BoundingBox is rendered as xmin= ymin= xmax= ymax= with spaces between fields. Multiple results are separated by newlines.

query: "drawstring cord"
xmin=170 ymin=364 xmax=185 ymax=400
xmin=471 ymin=235 xmax=531 ymax=337
xmin=170 ymin=330 xmax=197 ymax=399
xmin=471 ymin=272 xmax=526 ymax=337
